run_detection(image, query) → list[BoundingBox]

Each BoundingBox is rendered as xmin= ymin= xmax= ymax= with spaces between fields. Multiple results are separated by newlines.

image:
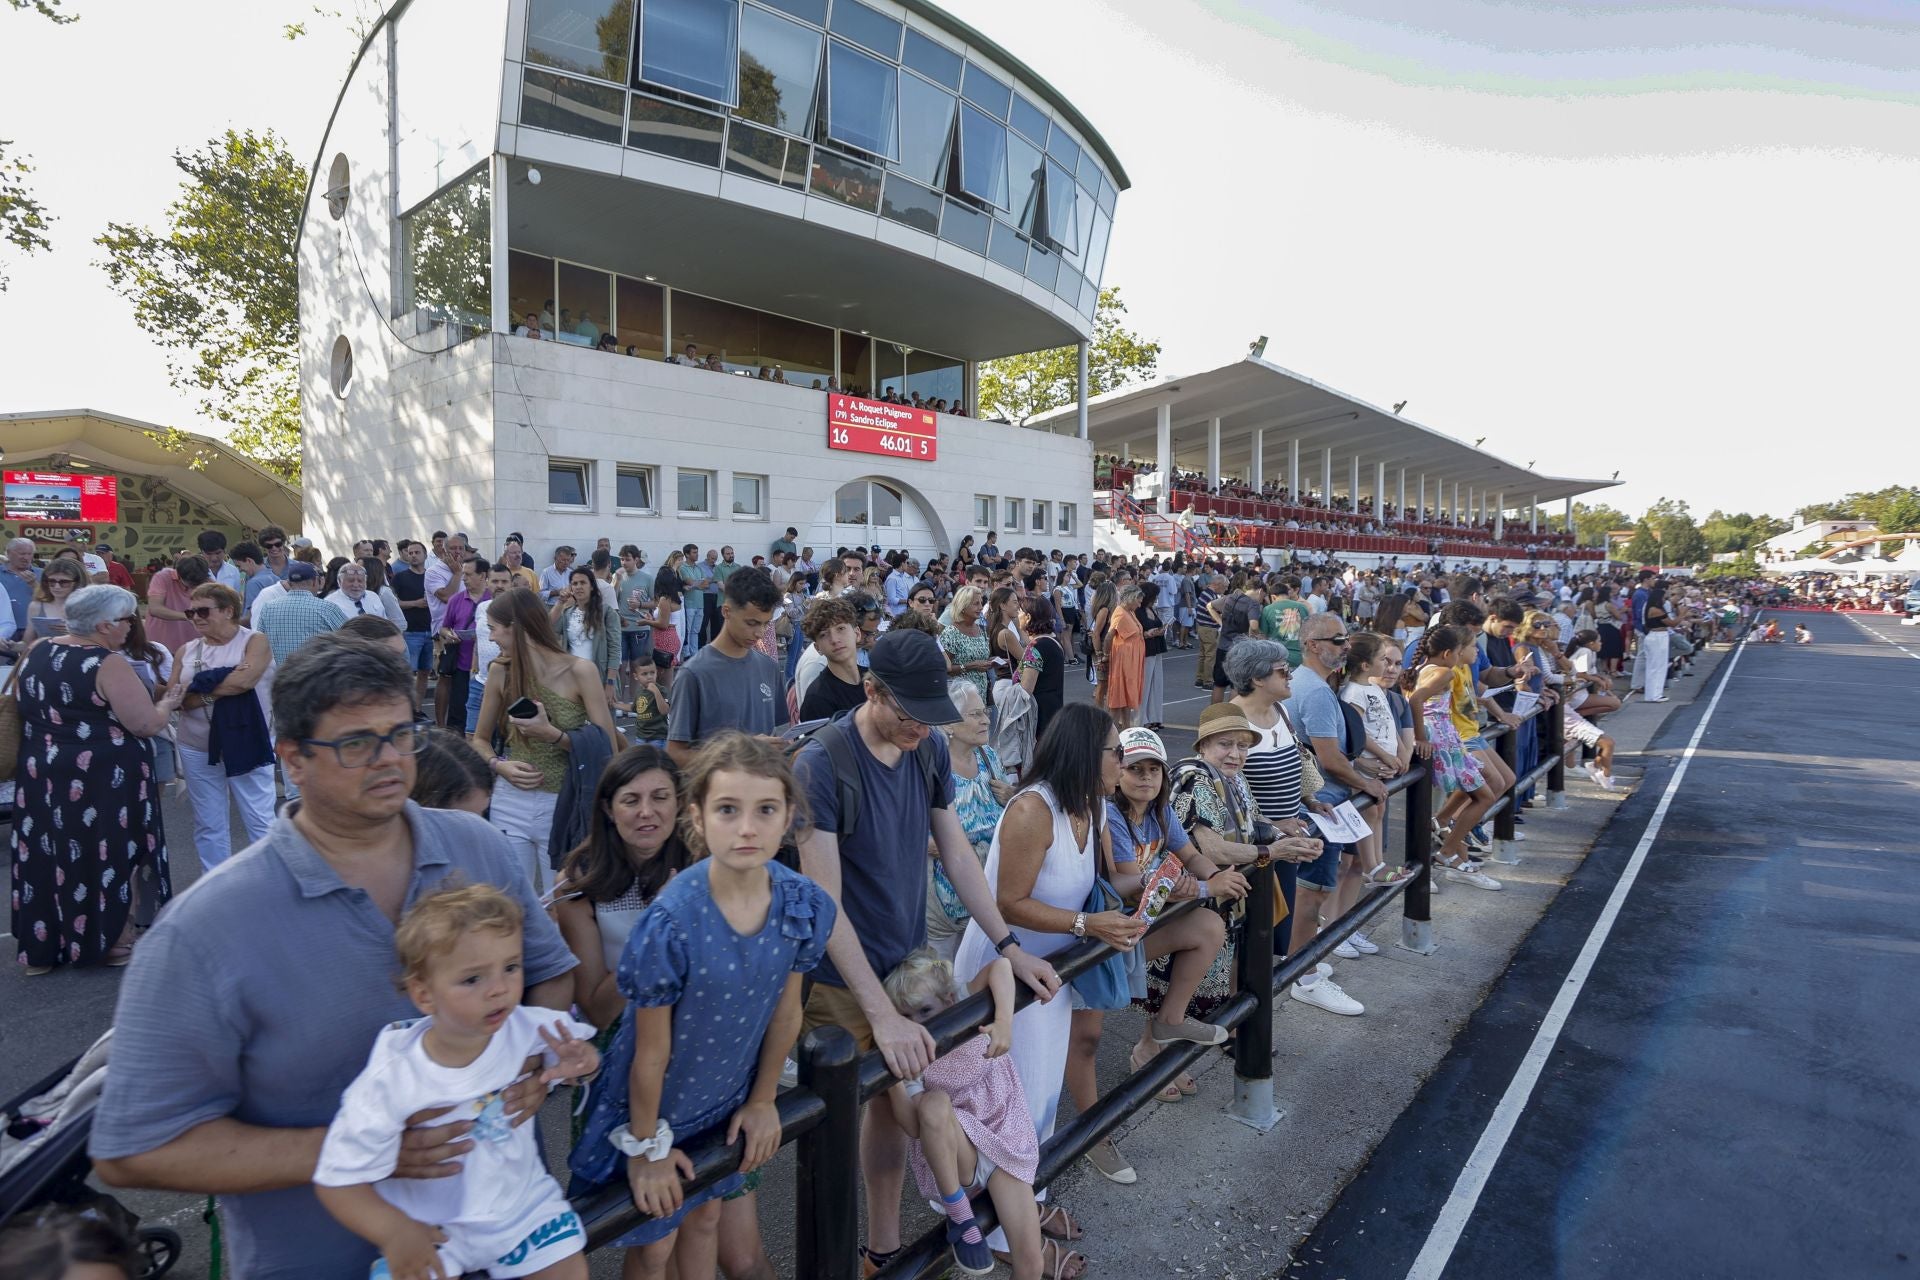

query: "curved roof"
xmin=0 ymin=410 xmax=303 ymax=530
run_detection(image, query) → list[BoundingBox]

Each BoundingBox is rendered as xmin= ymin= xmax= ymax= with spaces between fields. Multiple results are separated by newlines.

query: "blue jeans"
xmin=465 ymin=678 xmax=486 ymax=734
xmin=1297 ymin=837 xmax=1347 ymax=894
xmin=682 ymin=600 xmax=703 ymax=657
xmin=404 ymin=630 xmax=433 ymax=671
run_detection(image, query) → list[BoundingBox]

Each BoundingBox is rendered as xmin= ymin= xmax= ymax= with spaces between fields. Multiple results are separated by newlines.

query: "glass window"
xmin=1076 ymin=146 xmax=1101 ymax=191
xmin=904 ymin=349 xmax=963 ymax=405
xmin=628 ymin=93 xmax=726 ymax=165
xmin=759 ymin=0 xmax=825 ymax=24
xmin=678 ymin=469 xmax=713 ymax=514
xmin=525 ymin=0 xmax=632 ymax=83
xmin=903 ymin=29 xmax=962 ymax=89
xmin=1078 ymin=277 xmax=1096 ymax=315
xmin=974 ymin=495 xmax=993 ymax=529
xmin=828 ymin=0 xmax=900 ymax=58
xmin=1043 ymin=159 xmax=1077 ymax=252
xmin=1010 ymin=93 xmax=1048 ymax=145
xmin=940 ymin=198 xmax=990 ymax=254
xmin=617 ymin=465 xmax=656 ymax=511
xmin=840 ymin=333 xmax=873 ymax=394
xmin=1003 ymin=497 xmax=1022 ymax=532
xmin=737 ymin=5 xmax=822 ymax=136
xmin=733 ymin=474 xmax=765 ymax=516
xmin=835 ymin=480 xmax=868 ymax=523
xmin=506 ymin=250 xmax=554 ymax=334
xmin=1072 ymin=181 xmax=1095 ymax=267
xmin=880 ymin=175 xmax=941 ymax=234
xmin=955 ymin=105 xmax=1007 ymax=208
xmin=1058 ymin=503 xmax=1075 ymax=536
xmin=756 ymin=310 xmax=835 ymax=383
xmin=872 ymin=482 xmax=903 ymax=528
xmin=1097 ymin=172 xmax=1116 ymax=214
xmin=638 ymin=0 xmax=738 ymax=104
xmin=521 ymin=67 xmax=626 ymax=144
xmin=961 ymin=61 xmax=1010 ymax=120
xmin=810 ymin=147 xmax=883 ymax=213
xmin=1006 ymin=131 xmax=1043 ymax=235
xmin=402 ymin=168 xmax=491 ymax=328
xmin=1046 ymin=120 xmax=1080 ymax=170
xmin=555 ymin=261 xmax=612 ymax=347
xmin=783 ymin=138 xmax=811 ymax=186
xmin=893 ymin=71 xmax=954 ymax=187
xmin=825 ymin=40 xmax=897 ymax=158
xmin=1024 ymin=240 xmax=1057 ymax=290
xmin=1085 ymin=205 xmax=1111 ymax=285
xmin=550 ymin=461 xmax=591 ymax=508
xmin=614 ymin=276 xmax=666 ymax=358
xmin=874 ymin=342 xmax=907 ymax=397
xmin=1054 ymin=262 xmax=1083 ymax=304
xmin=670 ymin=290 xmax=834 ymax=379
xmin=987 ymin=220 xmax=1027 ymax=273
xmin=1032 ymin=500 xmax=1049 ymax=534
xmin=727 ymin=119 xmax=794 ymax=183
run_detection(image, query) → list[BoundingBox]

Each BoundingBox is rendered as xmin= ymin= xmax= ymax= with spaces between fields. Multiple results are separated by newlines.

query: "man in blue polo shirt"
xmin=92 ymin=634 xmax=576 ymax=1280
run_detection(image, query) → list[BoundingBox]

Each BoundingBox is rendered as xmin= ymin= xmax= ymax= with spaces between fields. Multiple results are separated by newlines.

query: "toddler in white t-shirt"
xmin=315 ymin=883 xmax=600 ymax=1280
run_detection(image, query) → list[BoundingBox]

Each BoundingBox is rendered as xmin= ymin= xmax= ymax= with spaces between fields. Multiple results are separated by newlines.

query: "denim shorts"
xmin=1297 ymin=837 xmax=1348 ymax=893
xmin=404 ymin=630 xmax=433 ymax=672
xmin=1462 ymin=733 xmax=1490 ymax=753
xmin=620 ymin=628 xmax=652 ymax=663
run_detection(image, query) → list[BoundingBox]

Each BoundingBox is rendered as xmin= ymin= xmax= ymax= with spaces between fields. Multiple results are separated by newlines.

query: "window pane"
xmin=1032 ymin=500 xmax=1048 ymax=533
xmin=1076 ymin=146 xmax=1101 ymax=191
xmin=880 ymin=175 xmax=941 ymax=234
xmin=872 ymin=482 xmax=903 ymax=527
xmin=1072 ymin=181 xmax=1095 ymax=267
xmin=615 ymin=276 xmax=666 ymax=358
xmin=828 ymin=0 xmax=900 ymax=58
xmin=1058 ymin=503 xmax=1075 ymax=535
xmin=403 ymin=169 xmax=491 ymax=328
xmin=875 ymin=342 xmax=907 ymax=397
xmin=727 ymin=119 xmax=792 ymax=183
xmin=904 ymin=349 xmax=963 ymax=405
xmin=679 ymin=470 xmax=711 ymax=512
xmin=1010 ymin=93 xmax=1048 ymax=145
xmin=756 ymin=310 xmax=835 ymax=383
xmin=1085 ymin=206 xmax=1111 ymax=285
xmin=835 ymin=480 xmax=868 ymax=523
xmin=903 ymin=30 xmax=961 ymax=89
xmin=783 ymin=139 xmax=811 ymax=186
xmin=759 ymin=0 xmax=825 ymax=24
xmin=826 ymin=41 xmax=896 ymax=158
xmin=1046 ymin=120 xmax=1080 ymax=170
xmin=961 ymin=61 xmax=1010 ymax=120
xmin=1097 ymin=172 xmax=1116 ymax=214
xmin=526 ymin=0 xmax=632 ymax=82
xmin=618 ymin=467 xmax=654 ymax=509
xmin=840 ymin=333 xmax=872 ymax=394
xmin=893 ymin=72 xmax=954 ymax=187
xmin=627 ymin=93 xmax=725 ymax=165
xmin=956 ymin=105 xmax=1007 ymax=208
xmin=974 ymin=495 xmax=993 ymax=528
xmin=1003 ymin=497 xmax=1022 ymax=531
xmin=554 ymin=261 xmax=612 ymax=346
xmin=737 ymin=5 xmax=822 ymax=136
xmin=1043 ymin=159 xmax=1077 ymax=252
xmin=639 ymin=0 xmax=737 ymax=103
xmin=1006 ymin=132 xmax=1043 ymax=236
xmin=1024 ymin=240 xmax=1057 ymax=290
xmin=987 ymin=220 xmax=1027 ymax=273
xmin=940 ymin=198 xmax=989 ymax=254
xmin=522 ymin=67 xmax=627 ymax=144
xmin=550 ymin=464 xmax=588 ymax=506
xmin=810 ymin=147 xmax=882 ymax=213
xmin=1054 ymin=262 xmax=1082 ymax=304
xmin=733 ymin=475 xmax=763 ymax=515
xmin=507 ymin=250 xmax=555 ymax=334
xmin=1079 ymin=277 xmax=1096 ymax=314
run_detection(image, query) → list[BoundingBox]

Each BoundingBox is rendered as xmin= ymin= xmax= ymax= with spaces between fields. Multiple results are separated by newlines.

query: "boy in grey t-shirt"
xmin=666 ymin=565 xmax=788 ymax=765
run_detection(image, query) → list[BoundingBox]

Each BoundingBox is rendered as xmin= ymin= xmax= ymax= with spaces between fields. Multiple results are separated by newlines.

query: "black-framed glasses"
xmin=1314 ymin=634 xmax=1350 ymax=647
xmin=45 ymin=577 xmax=76 ymax=587
xmin=298 ymin=720 xmax=433 ymax=768
xmin=262 ymin=540 xmax=286 ymax=549
xmin=1270 ymin=665 xmax=1293 ymax=679
xmin=1107 ymin=744 xmax=1126 ymax=764
xmin=185 ymin=606 xmax=217 ymax=620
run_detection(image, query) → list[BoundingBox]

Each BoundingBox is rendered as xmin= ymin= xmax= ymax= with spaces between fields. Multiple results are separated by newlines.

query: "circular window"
xmin=326 ymin=154 xmax=350 ymax=220
xmin=329 ymin=335 xmax=353 ymax=398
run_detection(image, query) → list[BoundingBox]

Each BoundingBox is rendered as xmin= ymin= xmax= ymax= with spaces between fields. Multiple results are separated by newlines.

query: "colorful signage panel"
xmin=3 ymin=471 xmax=119 ymax=523
xmin=827 ymin=395 xmax=938 ymax=463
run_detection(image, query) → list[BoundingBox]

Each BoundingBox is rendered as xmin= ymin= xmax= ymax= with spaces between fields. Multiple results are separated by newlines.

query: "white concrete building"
xmin=298 ymin=0 xmax=1124 ymax=561
xmin=1754 ymin=519 xmax=1879 ymax=564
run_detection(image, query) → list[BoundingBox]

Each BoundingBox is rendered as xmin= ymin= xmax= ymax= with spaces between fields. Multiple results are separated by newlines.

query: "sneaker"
xmin=1333 ymin=938 xmax=1361 ymax=960
xmin=1291 ymin=974 xmax=1364 ymax=1016
xmin=780 ymin=1056 xmax=799 ymax=1089
xmin=1087 ymin=1137 xmax=1138 ymax=1184
xmin=1464 ymin=827 xmax=1491 ymax=854
xmin=1347 ymin=930 xmax=1379 ymax=955
xmin=1583 ymin=763 xmax=1616 ymax=790
xmin=1441 ymin=863 xmax=1504 ymax=890
xmin=1645 ymin=695 xmax=1670 ymax=703
xmin=1511 ymin=828 xmax=1527 ymax=841
xmin=947 ymin=1218 xmax=994 ymax=1275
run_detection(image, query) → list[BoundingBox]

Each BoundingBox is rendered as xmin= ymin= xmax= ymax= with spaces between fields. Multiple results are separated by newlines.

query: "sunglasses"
xmin=262 ymin=540 xmax=286 ymax=549
xmin=1313 ymin=634 xmax=1350 ymax=646
xmin=45 ymin=578 xmax=77 ymax=587
xmin=185 ymin=606 xmax=218 ymax=620
xmin=1107 ymin=744 xmax=1126 ymax=764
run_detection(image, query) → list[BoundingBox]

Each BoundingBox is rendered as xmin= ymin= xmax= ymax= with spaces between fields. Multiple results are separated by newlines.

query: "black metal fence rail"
xmin=575 ymin=697 xmax=1572 ymax=1278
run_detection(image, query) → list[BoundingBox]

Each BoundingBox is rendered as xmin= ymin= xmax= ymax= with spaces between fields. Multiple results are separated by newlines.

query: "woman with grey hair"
xmin=925 ymin=678 xmax=1013 ymax=961
xmin=12 ymin=584 xmax=185 ymax=975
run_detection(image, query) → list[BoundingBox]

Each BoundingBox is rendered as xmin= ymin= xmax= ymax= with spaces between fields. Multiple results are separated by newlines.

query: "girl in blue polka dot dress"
xmin=568 ymin=732 xmax=836 ymax=1280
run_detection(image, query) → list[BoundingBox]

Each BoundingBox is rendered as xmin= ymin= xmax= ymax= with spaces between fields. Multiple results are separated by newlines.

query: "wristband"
xmin=992 ymin=934 xmax=1019 ymax=955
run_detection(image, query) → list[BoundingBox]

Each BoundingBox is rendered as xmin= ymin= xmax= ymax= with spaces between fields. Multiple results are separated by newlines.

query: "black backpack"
xmin=784 ymin=714 xmax=944 ymax=841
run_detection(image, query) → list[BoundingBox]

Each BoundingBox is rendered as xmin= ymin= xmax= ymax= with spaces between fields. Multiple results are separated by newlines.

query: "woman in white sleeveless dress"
xmin=956 ymin=703 xmax=1137 ymax=1264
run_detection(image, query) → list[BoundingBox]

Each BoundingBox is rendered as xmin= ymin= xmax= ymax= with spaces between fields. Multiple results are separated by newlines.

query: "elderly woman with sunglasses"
xmin=13 ymin=584 xmax=186 ymax=975
xmin=173 ymin=581 xmax=279 ymax=871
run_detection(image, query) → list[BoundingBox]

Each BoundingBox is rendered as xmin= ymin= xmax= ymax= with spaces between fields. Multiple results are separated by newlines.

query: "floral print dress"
xmin=11 ymin=641 xmax=168 ymax=970
xmin=1420 ymin=667 xmax=1486 ymax=797
xmin=1139 ymin=760 xmax=1251 ymax=1020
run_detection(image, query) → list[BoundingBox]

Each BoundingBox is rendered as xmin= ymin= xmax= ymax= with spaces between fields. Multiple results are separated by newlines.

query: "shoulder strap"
xmin=814 ymin=719 xmax=865 ymax=841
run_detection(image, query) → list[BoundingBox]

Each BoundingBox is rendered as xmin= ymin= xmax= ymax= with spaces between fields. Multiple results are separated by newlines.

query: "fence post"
xmin=1487 ymin=722 xmax=1521 ymax=865
xmin=1545 ymin=693 xmax=1570 ymax=811
xmin=1398 ymin=765 xmax=1437 ymax=955
xmin=1228 ymin=863 xmax=1283 ymax=1132
xmin=793 ymin=1026 xmax=860 ymax=1280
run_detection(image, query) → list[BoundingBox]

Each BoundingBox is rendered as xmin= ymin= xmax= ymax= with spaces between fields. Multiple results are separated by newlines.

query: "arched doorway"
xmin=809 ymin=476 xmax=942 ymax=559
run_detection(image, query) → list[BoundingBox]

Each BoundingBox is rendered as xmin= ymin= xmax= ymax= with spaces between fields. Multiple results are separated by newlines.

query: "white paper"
xmin=1309 ymin=801 xmax=1373 ymax=844
xmin=1510 ymin=690 xmax=1541 ymax=719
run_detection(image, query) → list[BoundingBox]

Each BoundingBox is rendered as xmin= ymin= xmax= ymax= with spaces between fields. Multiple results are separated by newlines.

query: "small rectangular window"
xmin=961 ymin=61 xmax=1011 ymax=121
xmin=825 ymin=39 xmax=898 ymax=159
xmin=941 ymin=198 xmax=990 ymax=254
xmin=525 ymin=0 xmax=632 ymax=83
xmin=638 ymin=0 xmax=739 ymax=104
xmin=678 ymin=469 xmax=714 ymax=515
xmin=1046 ymin=120 xmax=1081 ymax=170
xmin=1031 ymin=500 xmax=1049 ymax=534
xmin=1004 ymin=497 xmax=1023 ymax=532
xmin=759 ymin=0 xmax=826 ymax=24
xmin=628 ymin=94 xmax=726 ymax=166
xmin=616 ymin=465 xmax=656 ymax=512
xmin=974 ymin=495 xmax=993 ymax=529
xmin=522 ymin=68 xmax=627 ymax=145
xmin=880 ymin=175 xmax=941 ymax=234
xmin=811 ymin=147 xmax=883 ymax=213
xmin=987 ymin=220 xmax=1028 ymax=273
xmin=903 ymin=30 xmax=962 ymax=89
xmin=1010 ymin=93 xmax=1049 ymax=145
xmin=733 ymin=473 xmax=766 ymax=517
xmin=549 ymin=461 xmax=592 ymax=509
xmin=1058 ymin=503 xmax=1075 ymax=536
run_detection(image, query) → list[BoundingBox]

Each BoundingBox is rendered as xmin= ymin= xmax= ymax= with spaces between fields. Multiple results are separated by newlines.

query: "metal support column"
xmin=1399 ymin=763 xmax=1437 ymax=955
xmin=1397 ymin=468 xmax=1406 ymax=520
xmin=793 ymin=1027 xmax=860 ymax=1280
xmin=1375 ymin=461 xmax=1388 ymax=521
xmin=1075 ymin=341 xmax=1089 ymax=440
xmin=1349 ymin=455 xmax=1361 ymax=511
xmin=1494 ymin=491 xmax=1505 ymax=541
xmin=1206 ymin=417 xmax=1222 ymax=491
xmin=1322 ymin=447 xmax=1333 ymax=505
xmin=1155 ymin=402 xmax=1172 ymax=516
xmin=1289 ymin=438 xmax=1301 ymax=498
xmin=1530 ymin=494 xmax=1539 ymax=535
xmin=1251 ymin=429 xmax=1264 ymax=494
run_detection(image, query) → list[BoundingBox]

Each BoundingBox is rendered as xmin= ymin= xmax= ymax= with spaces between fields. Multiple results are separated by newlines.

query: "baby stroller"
xmin=0 ymin=1030 xmax=181 ymax=1277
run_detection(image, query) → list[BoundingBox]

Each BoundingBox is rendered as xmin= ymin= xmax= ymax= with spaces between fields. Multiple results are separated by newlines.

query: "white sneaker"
xmin=1291 ymin=975 xmax=1364 ymax=1016
xmin=1441 ymin=863 xmax=1505 ymax=891
xmin=780 ymin=1056 xmax=799 ymax=1089
xmin=1645 ymin=696 xmax=1670 ymax=703
xmin=1333 ymin=939 xmax=1361 ymax=960
xmin=1348 ymin=930 xmax=1380 ymax=955
xmin=1584 ymin=763 xmax=1617 ymax=791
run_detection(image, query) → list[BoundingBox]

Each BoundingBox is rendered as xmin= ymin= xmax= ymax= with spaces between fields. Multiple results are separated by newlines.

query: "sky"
xmin=1 ymin=0 xmax=1915 ymax=521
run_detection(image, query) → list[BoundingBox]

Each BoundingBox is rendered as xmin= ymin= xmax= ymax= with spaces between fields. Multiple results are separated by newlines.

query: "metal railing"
xmin=572 ymin=697 xmax=1572 ymax=1277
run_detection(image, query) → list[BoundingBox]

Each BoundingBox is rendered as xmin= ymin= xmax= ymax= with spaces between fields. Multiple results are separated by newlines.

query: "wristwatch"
xmin=1071 ymin=911 xmax=1087 ymax=938
xmin=992 ymin=934 xmax=1019 ymax=955
xmin=609 ymin=1118 xmax=674 ymax=1162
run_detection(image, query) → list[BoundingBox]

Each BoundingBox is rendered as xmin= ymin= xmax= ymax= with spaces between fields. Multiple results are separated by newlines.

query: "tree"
xmin=977 ymin=287 xmax=1161 ymax=425
xmin=1 ymin=0 xmax=74 ymax=289
xmin=8 ymin=0 xmax=75 ymax=19
xmin=1792 ymin=486 xmax=1920 ymax=533
xmin=1699 ymin=509 xmax=1789 ymax=554
xmin=1622 ymin=521 xmax=1662 ymax=566
xmin=96 ymin=129 xmax=304 ymax=483
xmin=405 ymin=168 xmax=490 ymax=326
xmin=1548 ymin=501 xmax=1632 ymax=547
xmin=1698 ymin=553 xmax=1759 ymax=581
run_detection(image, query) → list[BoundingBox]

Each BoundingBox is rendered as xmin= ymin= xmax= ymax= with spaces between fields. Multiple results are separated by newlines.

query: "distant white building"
xmin=1755 ymin=520 xmax=1878 ymax=563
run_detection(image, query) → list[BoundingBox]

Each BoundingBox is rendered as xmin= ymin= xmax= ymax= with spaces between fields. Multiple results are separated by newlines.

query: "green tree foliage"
xmin=96 ymin=129 xmax=305 ymax=483
xmin=0 ymin=141 xmax=52 ymax=290
xmin=1546 ymin=501 xmax=1633 ymax=547
xmin=1622 ymin=521 xmax=1662 ymax=565
xmin=405 ymin=168 xmax=491 ymax=326
xmin=1698 ymin=509 xmax=1789 ymax=554
xmin=1641 ymin=497 xmax=1709 ymax=566
xmin=1698 ymin=553 xmax=1759 ymax=581
xmin=977 ymin=288 xmax=1161 ymax=425
xmin=8 ymin=0 xmax=74 ymax=22
xmin=1794 ymin=486 xmax=1920 ymax=534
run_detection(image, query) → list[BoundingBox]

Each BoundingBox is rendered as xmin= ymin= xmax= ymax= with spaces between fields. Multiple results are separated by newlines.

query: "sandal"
xmin=1363 ymin=863 xmax=1416 ymax=887
xmin=1129 ymin=1044 xmax=1184 ymax=1102
xmin=1038 ymin=1203 xmax=1083 ymax=1242
xmin=994 ymin=1239 xmax=1089 ymax=1280
xmin=104 ymin=943 xmax=135 ymax=968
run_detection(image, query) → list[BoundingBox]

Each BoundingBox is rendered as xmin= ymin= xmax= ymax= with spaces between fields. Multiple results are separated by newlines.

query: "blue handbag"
xmin=1069 ymin=820 xmax=1148 ymax=1010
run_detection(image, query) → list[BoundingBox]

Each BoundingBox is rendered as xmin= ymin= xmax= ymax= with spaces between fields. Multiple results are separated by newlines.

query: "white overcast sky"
xmin=1 ymin=0 xmax=1914 ymax=519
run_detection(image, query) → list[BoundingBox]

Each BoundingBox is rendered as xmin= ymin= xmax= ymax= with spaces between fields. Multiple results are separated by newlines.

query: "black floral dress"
xmin=1138 ymin=759 xmax=1252 ymax=1020
xmin=10 ymin=641 xmax=169 ymax=970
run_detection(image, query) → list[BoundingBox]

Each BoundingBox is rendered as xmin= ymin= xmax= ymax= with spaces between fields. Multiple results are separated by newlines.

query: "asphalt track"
xmin=1294 ymin=612 xmax=1920 ymax=1279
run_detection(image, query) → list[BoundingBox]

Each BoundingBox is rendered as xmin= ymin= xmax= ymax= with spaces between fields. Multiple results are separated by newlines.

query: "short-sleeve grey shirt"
xmin=666 ymin=643 xmax=789 ymax=744
xmin=89 ymin=803 xmax=577 ymax=1280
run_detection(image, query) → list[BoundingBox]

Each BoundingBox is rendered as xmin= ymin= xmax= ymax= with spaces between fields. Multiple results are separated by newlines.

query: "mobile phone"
xmin=506 ymin=696 xmax=539 ymax=720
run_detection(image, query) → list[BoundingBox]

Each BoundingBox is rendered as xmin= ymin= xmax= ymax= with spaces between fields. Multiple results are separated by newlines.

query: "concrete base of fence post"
xmin=1228 ymin=1077 xmax=1285 ymax=1133
xmin=1486 ymin=839 xmax=1522 ymax=866
xmin=1545 ymin=790 xmax=1570 ymax=812
xmin=1398 ymin=917 xmax=1437 ymax=955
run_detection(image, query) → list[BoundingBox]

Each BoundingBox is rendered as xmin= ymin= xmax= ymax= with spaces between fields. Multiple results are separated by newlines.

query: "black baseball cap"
xmin=869 ymin=630 xmax=962 ymax=725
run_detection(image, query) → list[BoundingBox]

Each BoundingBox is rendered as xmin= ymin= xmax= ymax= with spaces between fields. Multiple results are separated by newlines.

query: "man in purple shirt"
xmin=437 ymin=554 xmax=491 ymax=730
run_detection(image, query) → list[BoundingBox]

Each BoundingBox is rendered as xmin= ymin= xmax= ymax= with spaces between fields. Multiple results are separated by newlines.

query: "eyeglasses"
xmin=1270 ymin=666 xmax=1293 ymax=679
xmin=110 ymin=615 xmax=136 ymax=626
xmin=184 ymin=606 xmax=217 ymax=620
xmin=262 ymin=540 xmax=286 ymax=550
xmin=45 ymin=577 xmax=76 ymax=587
xmin=298 ymin=720 xmax=433 ymax=768
xmin=1107 ymin=744 xmax=1126 ymax=764
xmin=1313 ymin=634 xmax=1350 ymax=646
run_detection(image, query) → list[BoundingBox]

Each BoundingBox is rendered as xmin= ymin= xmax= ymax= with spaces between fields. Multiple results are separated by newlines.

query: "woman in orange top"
xmin=1104 ymin=584 xmax=1146 ymax=727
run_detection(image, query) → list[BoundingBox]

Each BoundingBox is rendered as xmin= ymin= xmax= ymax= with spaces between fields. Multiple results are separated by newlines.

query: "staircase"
xmin=1094 ymin=490 xmax=1210 ymax=559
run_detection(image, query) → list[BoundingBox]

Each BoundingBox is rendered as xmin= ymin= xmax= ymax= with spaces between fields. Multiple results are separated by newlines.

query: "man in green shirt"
xmin=771 ymin=527 xmax=799 ymax=559
xmin=714 ymin=545 xmax=741 ymax=583
xmin=1261 ymin=575 xmax=1313 ymax=668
